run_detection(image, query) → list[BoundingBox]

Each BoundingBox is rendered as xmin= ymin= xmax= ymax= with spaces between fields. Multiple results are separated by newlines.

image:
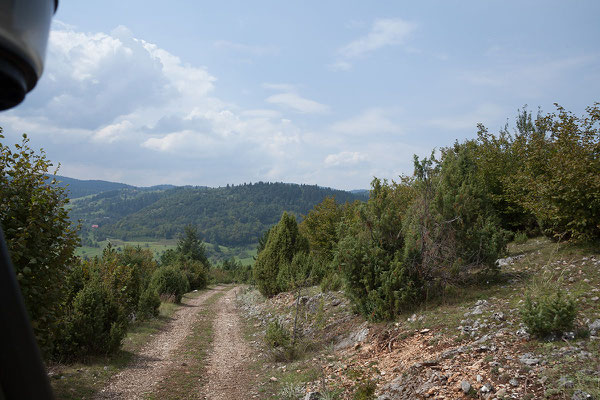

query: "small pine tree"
xmin=177 ymin=225 xmax=210 ymax=266
xmin=253 ymin=212 xmax=308 ymax=297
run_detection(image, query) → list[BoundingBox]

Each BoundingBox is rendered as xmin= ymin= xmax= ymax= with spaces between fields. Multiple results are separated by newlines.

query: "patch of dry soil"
xmin=200 ymin=286 xmax=257 ymax=400
xmin=96 ymin=288 xmax=220 ymax=400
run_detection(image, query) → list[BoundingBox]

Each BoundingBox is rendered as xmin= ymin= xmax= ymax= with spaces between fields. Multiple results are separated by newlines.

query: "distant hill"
xmin=51 ymin=175 xmax=133 ymax=199
xmin=350 ymin=189 xmax=369 ymax=199
xmin=69 ymin=181 xmax=365 ymax=247
xmin=50 ymin=175 xmax=178 ymax=199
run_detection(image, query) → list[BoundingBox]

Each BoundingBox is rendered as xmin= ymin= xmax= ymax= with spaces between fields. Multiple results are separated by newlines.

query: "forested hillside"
xmin=52 ymin=175 xmax=177 ymax=199
xmin=52 ymin=175 xmax=134 ymax=198
xmin=70 ymin=182 xmax=367 ymax=247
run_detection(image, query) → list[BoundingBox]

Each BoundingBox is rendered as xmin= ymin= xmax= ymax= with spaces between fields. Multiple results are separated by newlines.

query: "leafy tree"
xmin=160 ymin=226 xmax=209 ymax=290
xmin=475 ymin=113 xmax=537 ymax=233
xmin=0 ymin=131 xmax=79 ymax=354
xmin=507 ymin=103 xmax=600 ymax=240
xmin=253 ymin=212 xmax=308 ymax=297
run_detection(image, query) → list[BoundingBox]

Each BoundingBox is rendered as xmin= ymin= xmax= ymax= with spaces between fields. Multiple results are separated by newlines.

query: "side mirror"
xmin=0 ymin=0 xmax=58 ymax=110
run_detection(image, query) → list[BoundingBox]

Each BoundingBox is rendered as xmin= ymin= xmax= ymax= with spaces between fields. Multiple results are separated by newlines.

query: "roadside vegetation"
xmin=239 ymin=236 xmax=599 ymax=399
xmin=241 ymin=103 xmax=600 ymax=398
xmin=252 ymin=103 xmax=600 ymax=323
xmin=48 ymin=297 xmax=180 ymax=400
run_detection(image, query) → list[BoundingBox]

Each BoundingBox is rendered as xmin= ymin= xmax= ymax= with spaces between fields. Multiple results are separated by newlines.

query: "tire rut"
xmin=96 ymin=287 xmax=223 ymax=400
xmin=200 ymin=286 xmax=257 ymax=400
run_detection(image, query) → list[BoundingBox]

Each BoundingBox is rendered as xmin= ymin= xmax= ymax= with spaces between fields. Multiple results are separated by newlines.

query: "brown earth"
xmin=95 ymin=288 xmax=220 ymax=400
xmin=200 ymin=286 xmax=258 ymax=400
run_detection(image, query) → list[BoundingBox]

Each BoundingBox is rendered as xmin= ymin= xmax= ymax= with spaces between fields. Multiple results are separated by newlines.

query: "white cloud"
xmin=143 ymin=130 xmax=215 ymax=153
xmin=266 ymin=92 xmax=329 ymax=114
xmin=338 ymin=18 xmax=416 ymax=59
xmin=240 ymin=109 xmax=281 ymax=118
xmin=93 ymin=120 xmax=134 ymax=143
xmin=331 ymin=108 xmax=401 ymax=136
xmin=324 ymin=151 xmax=367 ymax=167
xmin=4 ymin=24 xmax=323 ymax=186
xmin=140 ymin=39 xmax=216 ymax=99
xmin=4 ymin=23 xmax=411 ymax=191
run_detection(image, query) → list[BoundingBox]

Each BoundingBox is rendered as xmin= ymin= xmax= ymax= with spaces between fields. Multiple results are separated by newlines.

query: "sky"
xmin=2 ymin=1 xmax=599 ymax=190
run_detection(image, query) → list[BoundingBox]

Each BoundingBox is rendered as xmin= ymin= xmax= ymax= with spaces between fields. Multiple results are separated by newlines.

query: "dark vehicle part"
xmin=0 ymin=0 xmax=58 ymax=399
xmin=0 ymin=227 xmax=55 ymax=399
xmin=0 ymin=0 xmax=58 ymax=110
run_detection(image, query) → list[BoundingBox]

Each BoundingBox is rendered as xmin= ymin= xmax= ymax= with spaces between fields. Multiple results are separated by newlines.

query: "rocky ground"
xmin=236 ymin=238 xmax=600 ymax=400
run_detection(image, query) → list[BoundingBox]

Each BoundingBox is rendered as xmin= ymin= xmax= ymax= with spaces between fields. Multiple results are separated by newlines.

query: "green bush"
xmin=265 ymin=320 xmax=290 ymax=348
xmin=506 ymin=104 xmax=600 ymax=241
xmin=353 ymin=381 xmax=376 ymax=400
xmin=338 ymin=229 xmax=420 ymax=321
xmin=209 ymin=267 xmax=235 ymax=284
xmin=58 ymin=280 xmax=127 ymax=358
xmin=88 ymin=244 xmax=159 ymax=319
xmin=177 ymin=259 xmax=208 ymax=290
xmin=253 ymin=212 xmax=308 ymax=297
xmin=233 ymin=263 xmax=253 ymax=284
xmin=276 ymin=252 xmax=315 ymax=291
xmin=520 ymin=290 xmax=577 ymax=338
xmin=150 ymin=266 xmax=190 ymax=303
xmin=320 ymin=270 xmax=343 ymax=292
xmin=513 ymin=231 xmax=528 ymax=244
xmin=137 ymin=287 xmax=160 ymax=319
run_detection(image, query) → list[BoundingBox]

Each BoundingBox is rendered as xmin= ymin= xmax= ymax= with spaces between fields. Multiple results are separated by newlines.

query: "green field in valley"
xmin=75 ymin=239 xmax=257 ymax=265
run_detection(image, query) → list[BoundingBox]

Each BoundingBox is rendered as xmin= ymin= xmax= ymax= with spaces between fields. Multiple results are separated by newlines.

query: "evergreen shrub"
xmin=265 ymin=320 xmax=290 ymax=348
xmin=137 ymin=287 xmax=161 ymax=319
xmin=253 ymin=212 xmax=308 ymax=296
xmin=150 ymin=266 xmax=190 ymax=303
xmin=58 ymin=280 xmax=127 ymax=358
xmin=521 ymin=290 xmax=577 ymax=338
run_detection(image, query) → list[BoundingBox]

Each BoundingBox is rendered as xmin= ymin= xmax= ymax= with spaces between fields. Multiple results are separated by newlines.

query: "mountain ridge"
xmin=67 ymin=179 xmax=368 ymax=247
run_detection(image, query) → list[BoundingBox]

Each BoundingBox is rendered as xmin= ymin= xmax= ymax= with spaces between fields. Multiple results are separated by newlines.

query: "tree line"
xmin=252 ymin=104 xmax=600 ymax=321
xmin=71 ymin=181 xmax=366 ymax=247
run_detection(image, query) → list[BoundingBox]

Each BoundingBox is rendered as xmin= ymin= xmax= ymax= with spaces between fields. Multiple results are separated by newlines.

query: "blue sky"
xmin=2 ymin=1 xmax=599 ymax=190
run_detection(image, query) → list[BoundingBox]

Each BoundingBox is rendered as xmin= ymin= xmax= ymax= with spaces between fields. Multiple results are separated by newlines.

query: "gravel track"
xmin=95 ymin=288 xmax=221 ymax=400
xmin=200 ymin=286 xmax=257 ymax=399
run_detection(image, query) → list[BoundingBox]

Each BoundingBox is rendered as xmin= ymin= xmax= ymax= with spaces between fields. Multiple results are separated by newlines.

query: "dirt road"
xmin=96 ymin=288 xmax=221 ymax=400
xmin=200 ymin=286 xmax=257 ymax=399
xmin=95 ymin=286 xmax=256 ymax=400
